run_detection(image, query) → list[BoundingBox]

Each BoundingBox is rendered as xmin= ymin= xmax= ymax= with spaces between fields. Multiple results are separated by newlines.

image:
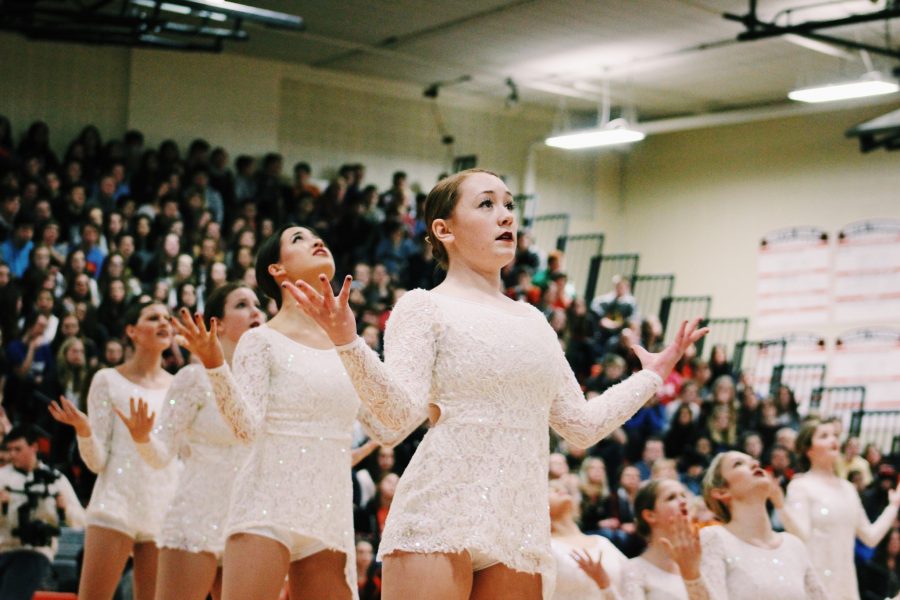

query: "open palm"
xmin=632 ymin=319 xmax=709 ymax=380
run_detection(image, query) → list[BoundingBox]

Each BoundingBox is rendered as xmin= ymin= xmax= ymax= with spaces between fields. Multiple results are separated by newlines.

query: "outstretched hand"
xmin=632 ymin=319 xmax=709 ymax=381
xmin=283 ymin=274 xmax=358 ymax=346
xmin=570 ymin=548 xmax=611 ymax=590
xmin=48 ymin=396 xmax=91 ymax=438
xmin=171 ymin=308 xmax=224 ymax=369
xmin=112 ymin=397 xmax=156 ymax=444
xmin=659 ymin=512 xmax=702 ymax=580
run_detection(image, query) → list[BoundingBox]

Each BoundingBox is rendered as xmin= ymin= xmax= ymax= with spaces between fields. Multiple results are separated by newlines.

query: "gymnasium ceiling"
xmin=222 ymin=0 xmax=900 ymax=121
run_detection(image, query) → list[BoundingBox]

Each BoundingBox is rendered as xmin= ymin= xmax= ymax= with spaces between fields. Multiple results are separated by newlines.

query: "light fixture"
xmin=789 ymin=72 xmax=899 ymax=103
xmin=545 ymin=120 xmax=645 ymax=149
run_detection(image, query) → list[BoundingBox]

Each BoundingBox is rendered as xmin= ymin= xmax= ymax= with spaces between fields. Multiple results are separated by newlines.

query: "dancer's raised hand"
xmin=283 ymin=274 xmax=357 ymax=346
xmin=571 ymin=548 xmax=611 ymax=590
xmin=659 ymin=512 xmax=702 ymax=580
xmin=112 ymin=397 xmax=156 ymax=444
xmin=171 ymin=307 xmax=224 ymax=369
xmin=632 ymin=318 xmax=709 ymax=380
xmin=48 ymin=396 xmax=91 ymax=438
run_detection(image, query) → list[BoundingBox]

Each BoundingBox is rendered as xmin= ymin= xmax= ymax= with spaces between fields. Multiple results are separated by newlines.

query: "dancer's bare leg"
xmin=78 ymin=526 xmax=134 ymax=600
xmin=155 ymin=548 xmax=218 ymax=600
xmin=382 ymin=551 xmax=472 ymax=600
xmin=470 ymin=563 xmax=541 ymax=600
xmin=211 ymin=567 xmax=223 ymax=600
xmin=289 ymin=549 xmax=352 ymax=600
xmin=132 ymin=542 xmax=160 ymax=600
xmin=221 ymin=533 xmax=290 ymax=600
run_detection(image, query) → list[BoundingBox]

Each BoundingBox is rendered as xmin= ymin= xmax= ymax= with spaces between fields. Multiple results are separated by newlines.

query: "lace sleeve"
xmin=803 ymin=553 xmax=829 ymax=600
xmin=136 ymin=366 xmax=204 ymax=469
xmin=206 ymin=330 xmax=271 ymax=443
xmin=548 ymin=345 xmax=662 ymax=448
xmin=336 ymin=289 xmax=437 ymax=431
xmin=76 ymin=370 xmax=114 ymax=473
xmin=781 ymin=478 xmax=812 ymax=541
xmin=853 ymin=482 xmax=899 ymax=547
xmin=695 ymin=527 xmax=728 ymax=600
xmin=356 ymin=404 xmax=417 ymax=448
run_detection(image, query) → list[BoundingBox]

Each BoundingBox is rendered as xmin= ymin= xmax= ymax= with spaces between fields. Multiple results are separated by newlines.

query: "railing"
xmin=849 ymin=409 xmax=900 ymax=454
xmin=698 ymin=317 xmax=749 ymax=361
xmin=632 ymin=274 xmax=675 ymax=326
xmin=809 ymin=386 xmax=866 ymax=433
xmin=660 ymin=296 xmax=712 ymax=344
xmin=770 ymin=363 xmax=827 ymax=415
xmin=531 ymin=214 xmax=570 ymax=254
xmin=585 ymin=253 xmax=640 ymax=304
xmin=558 ymin=233 xmax=604 ymax=299
xmin=733 ymin=339 xmax=788 ymax=397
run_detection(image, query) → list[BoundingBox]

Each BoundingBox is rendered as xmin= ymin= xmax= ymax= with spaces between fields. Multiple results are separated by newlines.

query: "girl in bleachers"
xmin=286 ymin=168 xmax=707 ymax=599
xmin=48 ymin=300 xmax=180 ymax=600
xmin=780 ymin=418 xmax=900 ymax=600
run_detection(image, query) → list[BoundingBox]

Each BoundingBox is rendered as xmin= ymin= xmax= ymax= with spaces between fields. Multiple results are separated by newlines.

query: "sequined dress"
xmin=784 ymin=472 xmax=899 ymax=600
xmin=335 ymin=289 xmax=662 ymax=598
xmin=134 ymin=364 xmax=245 ymax=558
xmin=77 ymin=368 xmax=180 ymax=541
xmin=206 ymin=325 xmax=400 ymax=599
xmin=622 ymin=556 xmax=691 ymax=600
xmin=695 ymin=525 xmax=828 ymax=600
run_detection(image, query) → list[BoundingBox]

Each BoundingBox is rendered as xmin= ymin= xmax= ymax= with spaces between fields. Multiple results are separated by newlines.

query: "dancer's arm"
xmin=693 ymin=527 xmax=729 ymax=600
xmin=171 ymin=311 xmax=271 ymax=443
xmin=286 ymin=278 xmax=436 ymax=432
xmin=854 ymin=484 xmax=900 ymax=547
xmin=75 ymin=371 xmax=115 ymax=473
xmin=569 ymin=548 xmax=621 ymax=600
xmin=550 ymin=319 xmax=706 ymax=448
xmin=779 ymin=478 xmax=812 ymax=541
xmin=206 ymin=333 xmax=271 ymax=442
xmin=660 ymin=514 xmax=711 ymax=600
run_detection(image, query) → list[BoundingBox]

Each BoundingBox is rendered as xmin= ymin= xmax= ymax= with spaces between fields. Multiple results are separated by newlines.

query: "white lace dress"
xmin=694 ymin=525 xmax=828 ymax=600
xmin=77 ymin=368 xmax=181 ymax=541
xmin=336 ymin=289 xmax=662 ymax=598
xmin=134 ymin=364 xmax=245 ymax=559
xmin=551 ymin=535 xmax=628 ymax=599
xmin=206 ymin=325 xmax=401 ymax=598
xmin=784 ymin=472 xmax=899 ymax=600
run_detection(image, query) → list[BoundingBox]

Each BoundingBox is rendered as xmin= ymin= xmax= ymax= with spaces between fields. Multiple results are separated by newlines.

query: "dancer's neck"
xmin=439 ymin=263 xmax=504 ymax=299
xmin=726 ymin=499 xmax=779 ymax=547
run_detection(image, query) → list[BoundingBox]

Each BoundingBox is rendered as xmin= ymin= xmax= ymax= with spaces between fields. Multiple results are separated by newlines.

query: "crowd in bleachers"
xmin=0 ymin=117 xmax=898 ymax=599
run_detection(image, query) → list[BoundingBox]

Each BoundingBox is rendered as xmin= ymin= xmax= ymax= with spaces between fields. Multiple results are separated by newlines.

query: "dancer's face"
xmin=270 ymin=226 xmax=335 ymax=286
xmin=127 ymin=303 xmax=172 ymax=352
xmin=718 ymin=451 xmax=768 ymax=500
xmin=219 ymin=287 xmax=265 ymax=344
xmin=548 ymin=480 xmax=575 ymax=519
xmin=644 ymin=480 xmax=689 ymax=535
xmin=807 ymin=422 xmax=840 ymax=466
xmin=434 ymin=172 xmax=517 ymax=272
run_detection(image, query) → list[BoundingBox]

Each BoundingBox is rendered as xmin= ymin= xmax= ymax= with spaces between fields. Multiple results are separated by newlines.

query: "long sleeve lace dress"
xmin=621 ymin=556 xmax=691 ymax=600
xmin=77 ymin=368 xmax=180 ymax=541
xmin=784 ymin=472 xmax=899 ymax=600
xmin=550 ymin=535 xmax=628 ymax=599
xmin=206 ymin=325 xmax=401 ymax=598
xmin=336 ymin=289 xmax=662 ymax=598
xmin=695 ymin=525 xmax=829 ymax=600
xmin=134 ymin=364 xmax=245 ymax=558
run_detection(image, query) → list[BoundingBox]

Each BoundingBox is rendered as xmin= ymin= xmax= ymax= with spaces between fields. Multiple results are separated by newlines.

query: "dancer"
xmin=699 ymin=451 xmax=828 ymax=599
xmin=549 ymin=479 xmax=629 ymax=599
xmin=175 ymin=225 xmax=402 ymax=600
xmin=48 ymin=300 xmax=179 ymax=600
xmin=781 ymin=418 xmax=900 ymax=600
xmin=114 ymin=283 xmax=265 ymax=600
xmin=286 ymin=168 xmax=708 ymax=599
xmin=622 ymin=479 xmax=704 ymax=599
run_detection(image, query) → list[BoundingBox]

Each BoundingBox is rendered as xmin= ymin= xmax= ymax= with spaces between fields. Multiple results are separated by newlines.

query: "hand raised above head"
xmin=283 ymin=274 xmax=358 ymax=346
xmin=632 ymin=318 xmax=710 ymax=380
xmin=171 ymin=308 xmax=224 ymax=369
xmin=112 ymin=397 xmax=156 ymax=444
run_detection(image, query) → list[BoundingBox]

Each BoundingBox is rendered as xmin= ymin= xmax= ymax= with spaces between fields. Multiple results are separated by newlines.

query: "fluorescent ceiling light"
xmin=789 ymin=75 xmax=899 ymax=103
xmin=545 ymin=127 xmax=645 ymax=149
